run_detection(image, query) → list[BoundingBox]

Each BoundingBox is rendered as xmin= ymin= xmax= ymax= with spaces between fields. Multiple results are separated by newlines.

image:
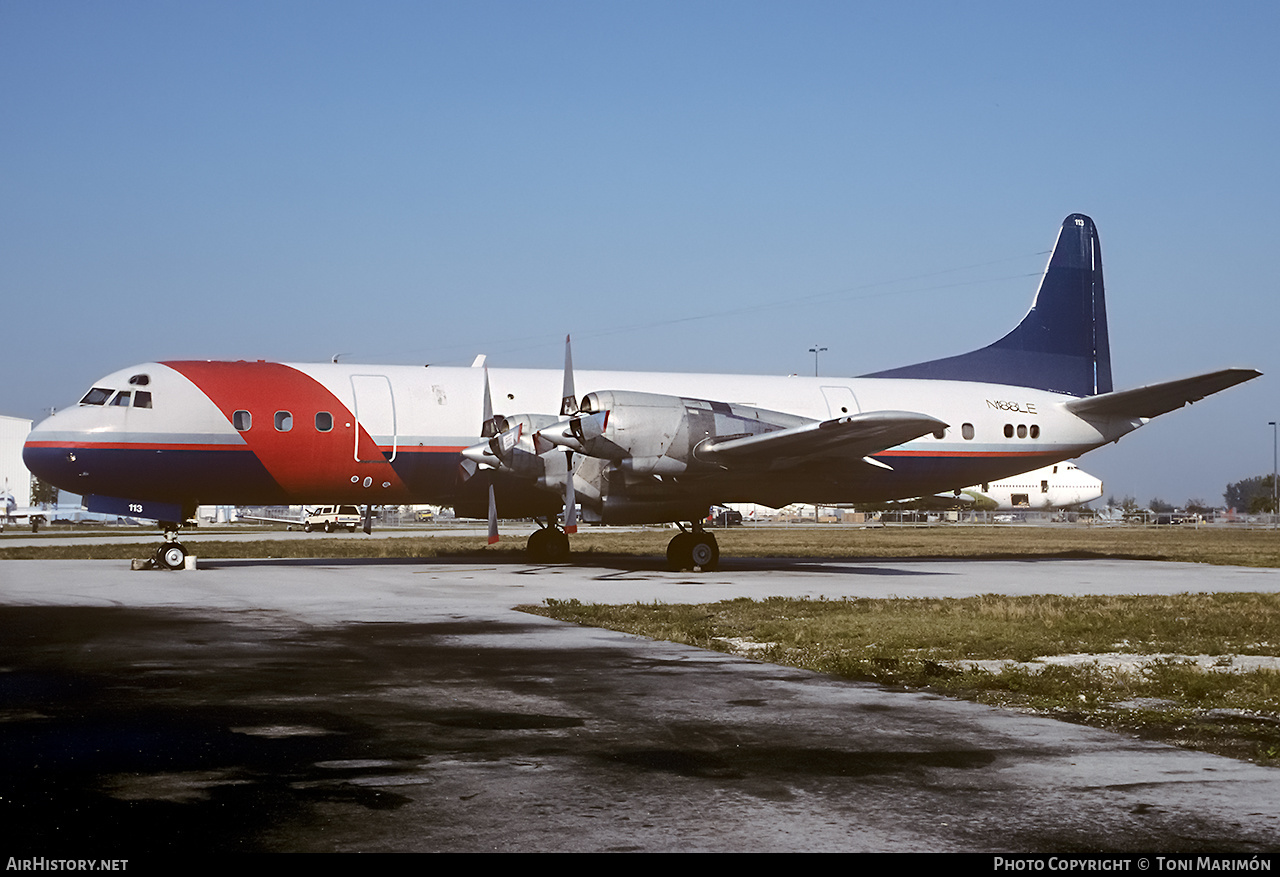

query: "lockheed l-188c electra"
xmin=23 ymin=215 xmax=1260 ymax=569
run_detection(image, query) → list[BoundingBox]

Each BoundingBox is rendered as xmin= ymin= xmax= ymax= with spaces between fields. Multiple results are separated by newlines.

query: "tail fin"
xmin=862 ymin=214 xmax=1112 ymax=397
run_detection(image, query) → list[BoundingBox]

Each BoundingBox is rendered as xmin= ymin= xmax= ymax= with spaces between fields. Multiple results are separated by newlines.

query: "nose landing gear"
xmin=146 ymin=521 xmax=188 ymax=570
xmin=155 ymin=539 xmax=187 ymax=570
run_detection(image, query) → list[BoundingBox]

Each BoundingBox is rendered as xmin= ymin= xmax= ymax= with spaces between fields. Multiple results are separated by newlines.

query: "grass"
xmin=521 ymin=592 xmax=1280 ymax=766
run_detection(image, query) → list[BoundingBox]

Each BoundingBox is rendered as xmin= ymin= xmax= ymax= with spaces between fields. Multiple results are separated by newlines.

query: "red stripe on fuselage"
xmin=877 ymin=449 xmax=1062 ymax=458
xmin=165 ymin=360 xmax=412 ymax=500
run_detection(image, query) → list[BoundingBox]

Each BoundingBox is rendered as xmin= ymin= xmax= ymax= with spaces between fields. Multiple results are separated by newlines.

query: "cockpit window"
xmin=128 ymin=374 xmax=150 ymax=386
xmin=80 ymin=388 xmax=114 ymax=405
xmin=110 ymin=392 xmax=131 ymax=407
xmin=134 ymin=391 xmax=152 ymax=409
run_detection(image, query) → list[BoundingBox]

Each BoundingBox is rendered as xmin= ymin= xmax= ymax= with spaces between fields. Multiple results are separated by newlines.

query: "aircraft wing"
xmin=236 ymin=513 xmax=304 ymax=526
xmin=857 ymin=492 xmax=977 ymax=512
xmin=696 ymin=410 xmax=947 ymax=468
xmin=912 ymin=492 xmax=978 ymax=510
xmin=1063 ymin=368 xmax=1261 ymax=420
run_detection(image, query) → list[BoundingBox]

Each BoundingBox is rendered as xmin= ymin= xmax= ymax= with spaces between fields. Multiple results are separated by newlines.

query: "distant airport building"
xmin=1 ymin=415 xmax=34 ymax=508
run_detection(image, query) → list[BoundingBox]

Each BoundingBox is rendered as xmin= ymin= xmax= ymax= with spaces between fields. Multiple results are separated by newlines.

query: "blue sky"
xmin=3 ymin=1 xmax=1277 ymax=506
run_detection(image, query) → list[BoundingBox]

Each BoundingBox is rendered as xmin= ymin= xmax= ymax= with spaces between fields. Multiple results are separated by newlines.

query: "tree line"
xmin=1100 ymin=474 xmax=1276 ymax=515
xmin=1224 ymin=474 xmax=1277 ymax=514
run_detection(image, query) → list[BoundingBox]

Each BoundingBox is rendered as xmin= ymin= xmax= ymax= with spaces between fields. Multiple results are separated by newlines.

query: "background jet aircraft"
xmin=23 ymin=215 xmax=1259 ymax=570
xmin=965 ymin=462 xmax=1103 ymax=511
xmin=871 ymin=462 xmax=1103 ymax=512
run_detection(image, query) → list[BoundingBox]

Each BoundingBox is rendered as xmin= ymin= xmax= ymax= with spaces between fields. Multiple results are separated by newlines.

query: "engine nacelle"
xmin=572 ymin=390 xmax=810 ymax=475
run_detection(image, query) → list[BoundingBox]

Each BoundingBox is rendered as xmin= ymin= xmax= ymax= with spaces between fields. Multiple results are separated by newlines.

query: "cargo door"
xmin=351 ymin=374 xmax=397 ymax=462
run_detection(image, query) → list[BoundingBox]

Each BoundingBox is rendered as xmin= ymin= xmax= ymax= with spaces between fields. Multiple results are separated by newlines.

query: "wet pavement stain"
xmin=602 ymin=746 xmax=995 ymax=779
xmin=0 ymin=606 xmax=600 ymax=852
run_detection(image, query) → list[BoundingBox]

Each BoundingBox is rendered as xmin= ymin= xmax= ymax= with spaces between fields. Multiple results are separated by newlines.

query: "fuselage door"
xmin=820 ymin=385 xmax=860 ymax=419
xmin=351 ymin=374 xmax=397 ymax=462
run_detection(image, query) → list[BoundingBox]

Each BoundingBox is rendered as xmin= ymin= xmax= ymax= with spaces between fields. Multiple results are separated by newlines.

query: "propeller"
xmin=560 ymin=335 xmax=578 ymax=534
xmin=457 ymin=367 xmax=503 ymax=544
xmin=484 ymin=367 xmax=502 ymax=543
xmin=459 ymin=340 xmax=592 ymax=541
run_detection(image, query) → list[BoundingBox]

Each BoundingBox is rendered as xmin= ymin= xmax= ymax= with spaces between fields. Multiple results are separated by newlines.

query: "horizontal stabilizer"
xmin=1063 ymin=368 xmax=1261 ymax=420
xmin=697 ymin=411 xmax=947 ymax=466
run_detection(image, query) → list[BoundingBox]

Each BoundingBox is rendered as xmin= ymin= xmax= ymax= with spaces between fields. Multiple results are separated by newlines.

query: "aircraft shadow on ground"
xmin=194 ymin=553 xmax=959 ymax=576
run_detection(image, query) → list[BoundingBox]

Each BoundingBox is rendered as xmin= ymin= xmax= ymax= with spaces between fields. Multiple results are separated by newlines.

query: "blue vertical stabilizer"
xmin=862 ymin=214 xmax=1112 ymax=397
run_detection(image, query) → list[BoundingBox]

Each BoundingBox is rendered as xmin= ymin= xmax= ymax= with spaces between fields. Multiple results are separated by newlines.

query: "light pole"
xmin=1270 ymin=421 xmax=1278 ymax=528
xmin=809 ymin=345 xmax=827 ymax=377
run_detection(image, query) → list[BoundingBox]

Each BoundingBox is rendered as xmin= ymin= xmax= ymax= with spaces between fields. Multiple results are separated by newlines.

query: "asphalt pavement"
xmin=1 ymin=553 xmax=1278 ymax=853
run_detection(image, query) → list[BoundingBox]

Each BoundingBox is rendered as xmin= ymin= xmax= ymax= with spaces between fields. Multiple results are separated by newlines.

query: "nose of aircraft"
xmin=22 ymin=411 xmax=76 ymax=491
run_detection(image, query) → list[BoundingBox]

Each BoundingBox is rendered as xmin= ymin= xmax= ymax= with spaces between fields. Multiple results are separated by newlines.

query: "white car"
xmin=303 ymin=505 xmax=361 ymax=533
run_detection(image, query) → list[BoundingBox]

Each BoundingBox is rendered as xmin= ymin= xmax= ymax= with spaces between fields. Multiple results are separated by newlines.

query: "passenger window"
xmin=133 ymin=391 xmax=152 ymax=409
xmin=1003 ymin=424 xmax=1014 ymax=438
xmin=932 ymin=428 xmax=945 ymax=439
xmin=110 ymin=392 xmax=131 ymax=407
xmin=962 ymin=423 xmax=974 ymax=440
xmin=233 ymin=410 xmax=251 ymax=431
xmin=1016 ymin=424 xmax=1027 ymax=438
xmin=80 ymin=388 xmax=113 ymax=405
xmin=1030 ymin=425 xmax=1040 ymax=439
xmin=275 ymin=411 xmax=293 ymax=432
xmin=315 ymin=411 xmax=333 ymax=432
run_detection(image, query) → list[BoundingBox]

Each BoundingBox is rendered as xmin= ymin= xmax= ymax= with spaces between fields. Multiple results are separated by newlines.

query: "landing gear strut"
xmin=667 ymin=525 xmax=719 ymax=571
xmin=526 ymin=521 xmax=571 ymax=563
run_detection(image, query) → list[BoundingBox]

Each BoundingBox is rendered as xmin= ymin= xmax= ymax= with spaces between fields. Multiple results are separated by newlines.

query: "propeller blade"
xmin=487 ymin=483 xmax=499 ymax=544
xmin=561 ymin=334 xmax=577 ymax=416
xmin=569 ymin=409 xmax=607 ymax=444
xmin=489 ymin=422 xmax=522 ymax=462
xmin=483 ymin=366 xmax=493 ymax=423
xmin=480 ymin=367 xmax=507 ymax=438
xmin=532 ymin=430 xmax=558 ymax=455
xmin=563 ymin=451 xmax=577 ymax=534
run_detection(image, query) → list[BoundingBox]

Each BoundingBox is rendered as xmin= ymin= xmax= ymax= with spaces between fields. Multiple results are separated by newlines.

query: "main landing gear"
xmin=666 ymin=524 xmax=719 ymax=571
xmin=522 ymin=519 xmax=720 ymax=570
xmin=526 ymin=522 xmax=571 ymax=563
